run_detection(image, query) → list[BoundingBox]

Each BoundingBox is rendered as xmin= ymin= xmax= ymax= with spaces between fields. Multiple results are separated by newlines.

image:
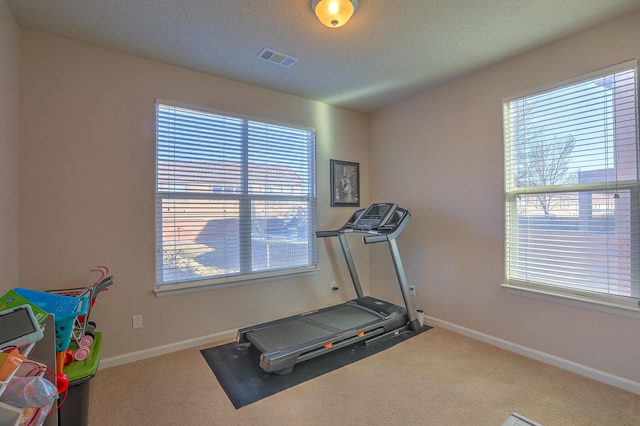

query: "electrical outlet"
xmin=331 ymin=281 xmax=339 ymax=291
xmin=409 ymin=285 xmax=416 ymax=296
xmin=132 ymin=314 xmax=143 ymax=329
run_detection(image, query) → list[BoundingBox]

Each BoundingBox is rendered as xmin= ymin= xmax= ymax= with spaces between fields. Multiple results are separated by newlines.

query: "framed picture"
xmin=330 ymin=159 xmax=360 ymax=207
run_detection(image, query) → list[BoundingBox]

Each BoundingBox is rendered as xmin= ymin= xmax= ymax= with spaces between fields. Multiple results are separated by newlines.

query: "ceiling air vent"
xmin=256 ymin=48 xmax=298 ymax=68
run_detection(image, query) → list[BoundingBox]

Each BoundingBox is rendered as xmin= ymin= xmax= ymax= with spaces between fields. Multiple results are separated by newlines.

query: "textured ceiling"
xmin=7 ymin=0 xmax=640 ymax=113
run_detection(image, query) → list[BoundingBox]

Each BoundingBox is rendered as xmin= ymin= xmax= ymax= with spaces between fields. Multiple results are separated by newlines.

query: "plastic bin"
xmin=58 ymin=332 xmax=102 ymax=426
xmin=0 ymin=289 xmax=49 ymax=324
xmin=14 ymin=288 xmax=88 ymax=351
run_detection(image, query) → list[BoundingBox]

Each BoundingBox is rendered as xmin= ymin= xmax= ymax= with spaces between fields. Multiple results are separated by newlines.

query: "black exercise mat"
xmin=201 ymin=326 xmax=431 ymax=409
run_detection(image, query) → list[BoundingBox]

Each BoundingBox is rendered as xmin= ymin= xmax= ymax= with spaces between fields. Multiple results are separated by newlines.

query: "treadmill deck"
xmin=237 ymin=296 xmax=408 ymax=373
xmin=246 ymin=304 xmax=383 ymax=353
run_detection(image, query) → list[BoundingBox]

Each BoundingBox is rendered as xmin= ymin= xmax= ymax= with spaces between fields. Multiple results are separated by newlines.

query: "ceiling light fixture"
xmin=311 ymin=0 xmax=359 ymax=28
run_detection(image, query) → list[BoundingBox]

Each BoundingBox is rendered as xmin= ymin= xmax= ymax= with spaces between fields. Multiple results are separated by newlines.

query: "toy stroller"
xmin=50 ymin=265 xmax=114 ymax=361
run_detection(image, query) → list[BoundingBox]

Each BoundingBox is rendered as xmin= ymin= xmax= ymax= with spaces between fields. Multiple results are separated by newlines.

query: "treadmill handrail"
xmin=315 ymin=230 xmax=339 ymax=238
xmin=314 ymin=205 xmax=420 ymax=334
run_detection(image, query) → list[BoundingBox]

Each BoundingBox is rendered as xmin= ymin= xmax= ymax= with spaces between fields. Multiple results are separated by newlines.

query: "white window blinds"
xmin=156 ymin=102 xmax=316 ymax=287
xmin=503 ymin=62 xmax=639 ymax=304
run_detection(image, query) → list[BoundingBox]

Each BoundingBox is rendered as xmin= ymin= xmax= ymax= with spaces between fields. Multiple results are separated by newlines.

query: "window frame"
xmin=154 ymin=100 xmax=318 ymax=296
xmin=501 ymin=61 xmax=640 ymax=317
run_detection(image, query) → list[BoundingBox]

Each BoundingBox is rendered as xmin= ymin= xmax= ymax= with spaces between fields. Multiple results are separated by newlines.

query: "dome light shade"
xmin=311 ymin=0 xmax=359 ymax=28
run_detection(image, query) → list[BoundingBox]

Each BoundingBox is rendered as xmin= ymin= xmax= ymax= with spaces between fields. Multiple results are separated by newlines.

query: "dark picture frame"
xmin=330 ymin=159 xmax=360 ymax=207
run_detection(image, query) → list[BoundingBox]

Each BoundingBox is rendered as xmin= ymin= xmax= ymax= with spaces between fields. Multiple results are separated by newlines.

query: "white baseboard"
xmin=98 ymin=317 xmax=640 ymax=396
xmin=424 ymin=315 xmax=640 ymax=396
xmin=99 ymin=328 xmax=237 ymax=369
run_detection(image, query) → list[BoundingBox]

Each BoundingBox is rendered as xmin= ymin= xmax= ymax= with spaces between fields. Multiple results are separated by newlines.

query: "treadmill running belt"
xmin=309 ymin=305 xmax=381 ymax=330
xmin=245 ymin=305 xmax=381 ymax=353
xmin=247 ymin=320 xmax=333 ymax=353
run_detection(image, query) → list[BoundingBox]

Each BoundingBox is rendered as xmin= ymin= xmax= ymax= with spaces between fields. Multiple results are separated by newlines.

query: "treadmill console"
xmin=316 ymin=202 xmax=409 ymax=239
xmin=352 ymin=202 xmax=398 ymax=230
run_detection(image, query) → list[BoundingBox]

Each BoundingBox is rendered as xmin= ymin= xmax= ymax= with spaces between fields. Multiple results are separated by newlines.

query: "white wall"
xmin=370 ymin=10 xmax=640 ymax=387
xmin=10 ymin=2 xmax=640 ymax=393
xmin=0 ymin=0 xmax=20 ymax=294
xmin=17 ymin=30 xmax=370 ymax=360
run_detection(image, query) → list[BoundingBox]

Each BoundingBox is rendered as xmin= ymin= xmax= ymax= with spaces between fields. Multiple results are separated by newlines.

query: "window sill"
xmin=501 ymin=283 xmax=640 ymax=319
xmin=154 ymin=266 xmax=319 ymax=297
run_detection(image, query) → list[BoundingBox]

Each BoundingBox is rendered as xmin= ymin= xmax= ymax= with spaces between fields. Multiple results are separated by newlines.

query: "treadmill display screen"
xmin=366 ymin=204 xmax=386 ymax=217
xmin=353 ymin=203 xmax=397 ymax=230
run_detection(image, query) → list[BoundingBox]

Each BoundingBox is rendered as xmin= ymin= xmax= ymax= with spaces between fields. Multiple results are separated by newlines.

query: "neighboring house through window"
xmin=503 ymin=61 xmax=639 ymax=310
xmin=155 ymin=101 xmax=317 ymax=290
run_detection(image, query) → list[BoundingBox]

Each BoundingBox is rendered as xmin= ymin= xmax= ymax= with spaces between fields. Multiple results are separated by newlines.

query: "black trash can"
xmin=58 ymin=332 xmax=102 ymax=426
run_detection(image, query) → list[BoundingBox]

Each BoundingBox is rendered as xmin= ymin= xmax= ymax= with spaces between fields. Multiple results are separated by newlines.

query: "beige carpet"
xmin=87 ymin=327 xmax=640 ymax=425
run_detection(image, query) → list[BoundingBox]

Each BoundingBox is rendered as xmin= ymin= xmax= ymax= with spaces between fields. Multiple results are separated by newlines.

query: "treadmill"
xmin=236 ymin=202 xmax=421 ymax=374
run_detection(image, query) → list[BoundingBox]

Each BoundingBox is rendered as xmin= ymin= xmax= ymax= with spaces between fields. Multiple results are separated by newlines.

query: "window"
xmin=155 ymin=101 xmax=316 ymax=289
xmin=503 ymin=61 xmax=639 ymax=309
